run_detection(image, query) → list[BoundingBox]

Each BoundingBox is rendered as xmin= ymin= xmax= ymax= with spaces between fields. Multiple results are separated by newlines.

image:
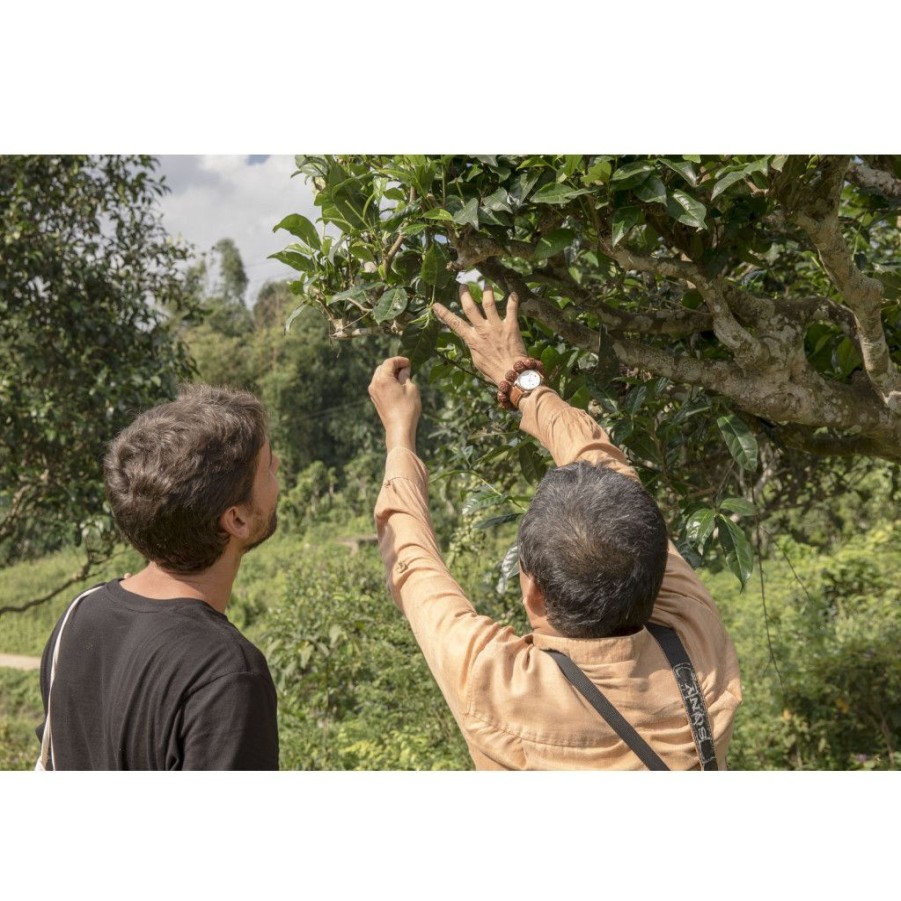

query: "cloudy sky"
xmin=155 ymin=155 xmax=317 ymax=303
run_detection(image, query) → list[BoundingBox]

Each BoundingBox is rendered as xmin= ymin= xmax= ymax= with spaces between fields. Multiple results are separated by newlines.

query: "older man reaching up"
xmin=368 ymin=286 xmax=741 ymax=770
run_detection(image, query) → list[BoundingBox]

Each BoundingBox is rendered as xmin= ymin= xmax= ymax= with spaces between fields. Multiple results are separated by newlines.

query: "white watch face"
xmin=517 ymin=369 xmax=542 ymax=390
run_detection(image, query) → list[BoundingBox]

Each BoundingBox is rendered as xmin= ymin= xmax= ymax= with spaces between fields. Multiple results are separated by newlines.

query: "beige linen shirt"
xmin=374 ymin=386 xmax=742 ymax=770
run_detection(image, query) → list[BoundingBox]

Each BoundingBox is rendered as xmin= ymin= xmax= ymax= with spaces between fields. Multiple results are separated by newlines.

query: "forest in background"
xmin=1 ymin=155 xmax=899 ymax=770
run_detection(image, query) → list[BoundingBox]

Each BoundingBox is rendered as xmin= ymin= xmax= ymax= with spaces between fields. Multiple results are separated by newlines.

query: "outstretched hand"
xmin=368 ymin=356 xmax=421 ymax=452
xmin=433 ymin=286 xmax=528 ymax=386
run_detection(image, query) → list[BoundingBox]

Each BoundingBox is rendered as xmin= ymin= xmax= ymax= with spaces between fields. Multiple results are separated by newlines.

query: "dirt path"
xmin=0 ymin=653 xmax=41 ymax=671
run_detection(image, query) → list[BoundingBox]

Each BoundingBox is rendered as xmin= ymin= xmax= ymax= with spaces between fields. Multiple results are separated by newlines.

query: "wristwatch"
xmin=509 ymin=366 xmax=544 ymax=409
xmin=497 ymin=357 xmax=546 ymax=410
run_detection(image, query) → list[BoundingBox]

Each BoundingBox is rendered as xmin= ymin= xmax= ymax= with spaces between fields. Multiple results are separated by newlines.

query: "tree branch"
xmin=791 ymin=163 xmax=901 ymax=411
xmin=384 ymin=185 xmax=416 ymax=272
xmin=0 ymin=547 xmax=109 ymax=617
xmin=598 ymin=242 xmax=769 ymax=366
xmin=848 ymin=161 xmax=901 ymax=201
xmin=609 ymin=334 xmax=899 ymax=460
xmin=766 ymin=422 xmax=894 ymax=460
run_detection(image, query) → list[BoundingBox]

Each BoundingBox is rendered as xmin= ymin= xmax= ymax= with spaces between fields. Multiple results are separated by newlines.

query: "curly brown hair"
xmin=104 ymin=384 xmax=269 ymax=573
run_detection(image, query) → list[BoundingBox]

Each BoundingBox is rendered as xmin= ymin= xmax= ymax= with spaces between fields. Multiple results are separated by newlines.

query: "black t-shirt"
xmin=37 ymin=580 xmax=279 ymax=770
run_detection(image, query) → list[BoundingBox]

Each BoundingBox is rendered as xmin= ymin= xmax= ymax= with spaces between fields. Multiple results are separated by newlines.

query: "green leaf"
xmin=452 ymin=197 xmax=480 ymax=229
xmin=610 ymin=160 xmax=656 ymax=189
xmin=742 ymin=157 xmax=770 ymax=177
xmin=373 ymin=287 xmax=409 ymax=323
xmin=500 ymin=543 xmax=521 ymax=581
xmin=420 ymin=243 xmax=448 ymax=286
xmin=272 ymin=213 xmax=321 ymax=250
xmin=518 ymin=442 xmax=548 ymax=485
xmin=463 ymin=489 xmax=507 ymax=516
xmin=284 ymin=304 xmax=306 ymax=334
xmin=612 ymin=206 xmax=644 ymax=247
xmin=482 ymin=188 xmax=513 ymax=213
xmin=719 ymin=497 xmax=757 ymax=517
xmin=475 ymin=512 xmax=521 ymax=530
xmin=332 ymin=282 xmax=380 ymax=304
xmin=583 ymin=159 xmax=612 ymax=184
xmin=661 ymin=159 xmax=698 ymax=185
xmin=711 ymin=170 xmax=747 ymax=200
xmin=531 ymin=183 xmax=592 ymax=205
xmin=400 ymin=318 xmax=440 ymax=369
xmin=684 ymin=508 xmax=716 ymax=546
xmin=268 ymin=250 xmax=313 ymax=272
xmin=682 ymin=155 xmax=702 ymax=163
xmin=716 ymin=414 xmax=759 ymax=471
xmin=835 ymin=337 xmax=862 ymax=377
xmin=423 ymin=207 xmax=455 ymax=222
xmin=771 ymin=155 xmax=788 ymax=172
xmin=666 ymin=190 xmax=707 ymax=229
xmin=635 ymin=176 xmax=667 ymax=205
xmin=561 ymin=155 xmax=583 ymax=178
xmin=627 ymin=431 xmax=661 ymax=466
xmin=717 ymin=516 xmax=754 ymax=588
xmin=534 ymin=228 xmax=576 ymax=262
xmin=508 ymin=171 xmax=541 ymax=207
xmin=400 ymin=222 xmax=430 ymax=236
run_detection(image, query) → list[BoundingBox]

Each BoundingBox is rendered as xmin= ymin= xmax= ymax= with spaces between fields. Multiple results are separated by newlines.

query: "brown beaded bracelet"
xmin=496 ymin=357 xmax=545 ymax=410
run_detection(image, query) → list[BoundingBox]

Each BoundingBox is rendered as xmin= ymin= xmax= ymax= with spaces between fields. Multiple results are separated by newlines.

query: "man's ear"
xmin=520 ymin=568 xmax=547 ymax=623
xmin=219 ymin=504 xmax=251 ymax=541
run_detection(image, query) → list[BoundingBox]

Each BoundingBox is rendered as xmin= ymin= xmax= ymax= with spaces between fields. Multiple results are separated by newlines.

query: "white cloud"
xmin=155 ymin=155 xmax=318 ymax=303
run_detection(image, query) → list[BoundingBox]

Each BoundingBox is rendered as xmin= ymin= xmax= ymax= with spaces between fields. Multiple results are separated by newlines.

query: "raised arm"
xmin=433 ymin=287 xmax=634 ymax=476
xmin=368 ymin=354 xmax=521 ymax=729
xmin=434 ymin=287 xmax=729 ymax=629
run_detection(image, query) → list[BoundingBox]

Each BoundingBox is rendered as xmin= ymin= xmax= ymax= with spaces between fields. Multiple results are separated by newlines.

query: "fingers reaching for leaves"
xmin=368 ymin=356 xmax=421 ymax=452
xmin=433 ymin=286 xmax=528 ymax=386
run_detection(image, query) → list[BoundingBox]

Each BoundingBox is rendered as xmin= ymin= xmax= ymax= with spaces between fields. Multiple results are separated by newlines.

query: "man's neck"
xmin=121 ymin=551 xmax=241 ymax=615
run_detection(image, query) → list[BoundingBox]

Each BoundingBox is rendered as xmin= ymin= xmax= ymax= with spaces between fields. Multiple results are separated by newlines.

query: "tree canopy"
xmin=274 ymin=154 xmax=901 ymax=584
xmin=0 ymin=155 xmax=197 ymax=609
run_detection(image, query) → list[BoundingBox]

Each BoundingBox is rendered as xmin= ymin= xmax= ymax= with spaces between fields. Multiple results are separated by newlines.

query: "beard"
xmin=244 ymin=508 xmax=278 ymax=554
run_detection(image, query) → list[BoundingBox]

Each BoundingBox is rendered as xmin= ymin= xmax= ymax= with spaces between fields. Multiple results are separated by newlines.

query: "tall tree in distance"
xmin=0 ymin=155 xmax=198 ymax=613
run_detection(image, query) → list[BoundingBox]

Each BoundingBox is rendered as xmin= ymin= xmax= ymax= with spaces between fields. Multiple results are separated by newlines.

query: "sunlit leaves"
xmin=667 ymin=190 xmax=707 ymax=229
xmin=531 ymin=183 xmax=592 ymax=205
xmin=373 ymin=287 xmax=409 ymax=323
xmin=684 ymin=508 xmax=716 ymax=546
xmin=452 ymin=197 xmax=480 ymax=229
xmin=719 ymin=497 xmax=757 ymax=516
xmin=711 ymin=170 xmax=748 ymax=200
xmin=272 ymin=213 xmax=320 ymax=250
xmin=610 ymin=160 xmax=656 ymax=190
xmin=660 ymin=158 xmax=698 ymax=185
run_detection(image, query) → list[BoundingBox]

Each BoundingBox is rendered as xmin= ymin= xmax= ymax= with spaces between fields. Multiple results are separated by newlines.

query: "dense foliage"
xmin=275 ymin=154 xmax=901 ymax=586
xmin=0 ymin=156 xmax=197 ymax=609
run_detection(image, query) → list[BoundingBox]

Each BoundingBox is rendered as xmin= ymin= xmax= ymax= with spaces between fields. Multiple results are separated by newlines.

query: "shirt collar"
xmin=530 ymin=627 xmax=653 ymax=665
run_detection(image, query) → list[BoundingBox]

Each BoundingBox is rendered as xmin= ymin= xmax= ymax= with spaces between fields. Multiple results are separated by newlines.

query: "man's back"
xmin=38 ymin=580 xmax=279 ymax=770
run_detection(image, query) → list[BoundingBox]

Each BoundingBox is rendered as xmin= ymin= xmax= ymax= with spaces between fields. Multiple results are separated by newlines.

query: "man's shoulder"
xmin=161 ymin=601 xmax=271 ymax=678
xmin=69 ymin=580 xmax=272 ymax=680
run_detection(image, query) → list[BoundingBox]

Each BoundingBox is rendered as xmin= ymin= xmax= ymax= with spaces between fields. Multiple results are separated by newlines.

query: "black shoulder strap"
xmin=543 ymin=648 xmax=669 ymax=770
xmin=646 ymin=623 xmax=719 ymax=771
